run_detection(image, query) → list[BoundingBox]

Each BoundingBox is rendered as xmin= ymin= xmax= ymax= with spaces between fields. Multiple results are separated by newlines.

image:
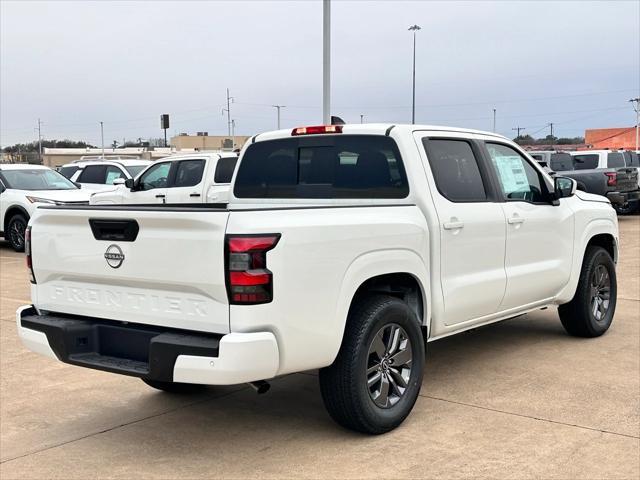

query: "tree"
xmin=514 ymin=134 xmax=535 ymax=145
xmin=2 ymin=139 xmax=95 ymax=153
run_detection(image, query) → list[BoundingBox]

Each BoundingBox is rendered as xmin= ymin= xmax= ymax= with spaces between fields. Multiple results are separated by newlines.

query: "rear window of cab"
xmin=234 ymin=135 xmax=409 ymax=199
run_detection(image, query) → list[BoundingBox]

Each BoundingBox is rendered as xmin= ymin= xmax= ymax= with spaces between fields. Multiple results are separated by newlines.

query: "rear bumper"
xmin=16 ymin=305 xmax=279 ymax=385
xmin=606 ymin=189 xmax=640 ymax=205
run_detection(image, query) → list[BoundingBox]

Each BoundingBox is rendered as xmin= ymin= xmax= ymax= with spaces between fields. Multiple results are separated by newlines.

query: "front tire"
xmin=7 ymin=214 xmax=28 ymax=252
xmin=319 ymin=295 xmax=425 ymax=434
xmin=558 ymin=246 xmax=617 ymax=337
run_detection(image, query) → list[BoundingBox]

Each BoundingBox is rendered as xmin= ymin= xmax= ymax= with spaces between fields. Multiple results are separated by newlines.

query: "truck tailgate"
xmin=615 ymin=167 xmax=639 ymax=192
xmin=29 ymin=206 xmax=230 ymax=334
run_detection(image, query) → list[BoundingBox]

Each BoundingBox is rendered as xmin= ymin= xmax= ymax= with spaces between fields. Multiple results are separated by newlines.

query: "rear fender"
xmin=328 ymin=249 xmax=430 ymax=363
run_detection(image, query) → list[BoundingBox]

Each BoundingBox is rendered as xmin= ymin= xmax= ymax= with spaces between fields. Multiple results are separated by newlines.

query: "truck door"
xmin=418 ymin=134 xmax=507 ymax=325
xmin=483 ymin=142 xmax=574 ymax=309
xmin=165 ymin=159 xmax=206 ymax=203
xmin=130 ymin=161 xmax=171 ymax=204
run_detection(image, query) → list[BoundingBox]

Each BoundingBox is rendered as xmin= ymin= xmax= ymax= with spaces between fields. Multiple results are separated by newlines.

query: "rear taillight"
xmin=25 ymin=226 xmax=36 ymax=284
xmin=291 ymin=125 xmax=342 ymax=136
xmin=225 ymin=234 xmax=280 ymax=305
xmin=605 ymin=172 xmax=617 ymax=186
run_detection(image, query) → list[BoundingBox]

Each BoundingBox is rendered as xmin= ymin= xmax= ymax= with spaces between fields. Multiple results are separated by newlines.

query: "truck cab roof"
xmin=252 ymin=123 xmax=510 ymax=143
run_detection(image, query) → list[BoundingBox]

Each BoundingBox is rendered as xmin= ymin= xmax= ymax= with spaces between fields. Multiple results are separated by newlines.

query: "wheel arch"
xmin=3 ymin=205 xmax=30 ymax=232
xmin=328 ymin=249 xmax=431 ymax=365
xmin=555 ymin=218 xmax=618 ymax=304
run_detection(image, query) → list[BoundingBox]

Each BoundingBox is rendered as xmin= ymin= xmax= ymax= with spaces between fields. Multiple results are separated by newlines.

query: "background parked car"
xmin=90 ymin=153 xmax=238 ymax=205
xmin=59 ymin=157 xmax=152 ymax=192
xmin=0 ymin=164 xmax=90 ymax=251
xmin=569 ymin=150 xmax=639 ymax=214
xmin=529 ymin=150 xmax=640 ymax=214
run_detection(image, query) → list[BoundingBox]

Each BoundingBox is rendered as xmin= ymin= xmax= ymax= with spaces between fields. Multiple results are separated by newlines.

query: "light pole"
xmin=408 ymin=24 xmax=421 ymax=124
xmin=492 ymin=108 xmax=496 ymax=133
xmin=272 ymin=105 xmax=285 ymax=129
xmin=360 ymin=114 xmax=364 ymax=124
xmin=323 ymin=0 xmax=331 ymax=125
xmin=37 ymin=118 xmax=42 ymax=163
xmin=630 ymin=98 xmax=640 ymax=152
xmin=100 ymin=121 xmax=104 ymax=158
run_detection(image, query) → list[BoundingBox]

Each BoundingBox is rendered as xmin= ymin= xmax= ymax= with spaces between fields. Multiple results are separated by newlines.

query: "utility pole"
xmin=222 ymin=88 xmax=233 ymax=137
xmin=323 ymin=0 xmax=331 ymax=125
xmin=360 ymin=114 xmax=364 ymax=124
xmin=492 ymin=108 xmax=496 ymax=132
xmin=408 ymin=24 xmax=421 ymax=124
xmin=272 ymin=105 xmax=285 ymax=129
xmin=100 ymin=121 xmax=105 ymax=158
xmin=549 ymin=122 xmax=554 ymax=149
xmin=512 ymin=126 xmax=525 ymax=138
xmin=630 ymin=97 xmax=640 ymax=152
xmin=37 ymin=118 xmax=42 ymax=163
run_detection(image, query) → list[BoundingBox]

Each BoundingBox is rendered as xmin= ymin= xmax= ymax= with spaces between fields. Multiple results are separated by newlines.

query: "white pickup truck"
xmin=17 ymin=124 xmax=619 ymax=434
xmin=89 ymin=153 xmax=238 ymax=205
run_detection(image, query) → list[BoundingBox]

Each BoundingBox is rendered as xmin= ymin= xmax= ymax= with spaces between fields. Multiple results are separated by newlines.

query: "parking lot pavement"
xmin=1 ymin=216 xmax=638 ymax=479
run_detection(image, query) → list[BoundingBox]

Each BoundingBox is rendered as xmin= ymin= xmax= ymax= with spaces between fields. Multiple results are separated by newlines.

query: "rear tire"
xmin=319 ymin=295 xmax=425 ymax=434
xmin=558 ymin=246 xmax=617 ymax=337
xmin=7 ymin=214 xmax=28 ymax=252
xmin=142 ymin=378 xmax=206 ymax=394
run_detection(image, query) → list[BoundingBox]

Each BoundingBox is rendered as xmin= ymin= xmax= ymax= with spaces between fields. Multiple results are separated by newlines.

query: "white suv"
xmin=59 ymin=158 xmax=152 ymax=192
xmin=0 ymin=164 xmax=90 ymax=251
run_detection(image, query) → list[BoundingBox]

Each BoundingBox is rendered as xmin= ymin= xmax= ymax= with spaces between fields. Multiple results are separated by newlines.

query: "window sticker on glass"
xmin=106 ymin=170 xmax=123 ymax=184
xmin=491 ymin=154 xmax=529 ymax=194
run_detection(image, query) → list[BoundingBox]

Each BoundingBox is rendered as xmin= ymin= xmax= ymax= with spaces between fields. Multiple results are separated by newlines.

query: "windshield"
xmin=124 ymin=165 xmax=147 ymax=178
xmin=1 ymin=168 xmax=78 ymax=190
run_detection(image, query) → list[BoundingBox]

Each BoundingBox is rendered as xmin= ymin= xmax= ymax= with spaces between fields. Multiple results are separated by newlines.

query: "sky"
xmin=1 ymin=0 xmax=639 ymax=147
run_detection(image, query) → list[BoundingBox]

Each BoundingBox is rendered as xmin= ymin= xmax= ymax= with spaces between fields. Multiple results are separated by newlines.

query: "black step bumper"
xmin=606 ymin=189 xmax=640 ymax=206
xmin=19 ymin=306 xmax=222 ymax=382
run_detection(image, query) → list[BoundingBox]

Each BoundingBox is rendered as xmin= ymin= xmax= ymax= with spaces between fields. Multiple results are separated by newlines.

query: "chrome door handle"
xmin=443 ymin=221 xmax=464 ymax=230
xmin=508 ymin=216 xmax=525 ymax=224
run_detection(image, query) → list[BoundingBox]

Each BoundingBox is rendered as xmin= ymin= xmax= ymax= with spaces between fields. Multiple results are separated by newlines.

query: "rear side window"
xmin=627 ymin=151 xmax=640 ymax=167
xmin=214 ymin=156 xmax=238 ymax=183
xmin=78 ymin=165 xmax=107 ymax=183
xmin=607 ymin=152 xmax=625 ymax=168
xmin=173 ymin=160 xmax=205 ymax=187
xmin=550 ymin=153 xmax=574 ymax=171
xmin=234 ymin=135 xmax=408 ymax=198
xmin=573 ymin=154 xmax=599 ymax=170
xmin=423 ymin=139 xmax=486 ymax=202
xmin=58 ymin=166 xmax=79 ymax=179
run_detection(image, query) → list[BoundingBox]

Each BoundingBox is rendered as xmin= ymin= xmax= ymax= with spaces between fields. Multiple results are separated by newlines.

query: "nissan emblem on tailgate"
xmin=104 ymin=244 xmax=125 ymax=269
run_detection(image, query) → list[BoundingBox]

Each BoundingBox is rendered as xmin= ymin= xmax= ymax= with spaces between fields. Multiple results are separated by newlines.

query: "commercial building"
xmin=584 ymin=127 xmax=638 ymax=150
xmin=39 ymin=147 xmax=175 ymax=168
xmin=170 ymin=134 xmax=251 ymax=151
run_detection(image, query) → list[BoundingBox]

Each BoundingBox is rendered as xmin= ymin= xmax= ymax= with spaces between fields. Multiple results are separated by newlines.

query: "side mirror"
xmin=124 ymin=178 xmax=135 ymax=189
xmin=113 ymin=177 xmax=126 ymax=186
xmin=554 ymin=176 xmax=576 ymax=199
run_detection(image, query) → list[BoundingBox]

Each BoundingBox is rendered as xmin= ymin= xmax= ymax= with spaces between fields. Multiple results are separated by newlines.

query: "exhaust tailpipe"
xmin=248 ymin=380 xmax=270 ymax=394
